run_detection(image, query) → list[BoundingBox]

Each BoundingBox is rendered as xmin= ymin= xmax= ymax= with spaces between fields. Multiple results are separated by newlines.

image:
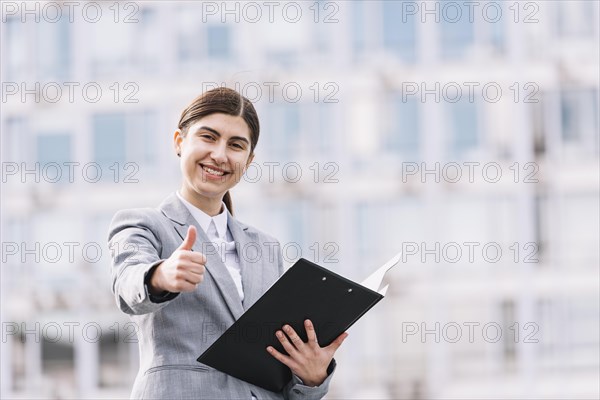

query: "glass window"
xmin=32 ymin=212 xmax=80 ymax=283
xmin=252 ymin=200 xmax=308 ymax=266
xmin=594 ymin=89 xmax=599 ymax=157
xmin=561 ymin=88 xmax=598 ymax=159
xmin=177 ymin=6 xmax=203 ymax=63
xmin=264 ymin=102 xmax=301 ymax=160
xmin=303 ymin=102 xmax=335 ymax=155
xmin=261 ymin=17 xmax=303 ymax=67
xmin=560 ymin=194 xmax=599 ymax=267
xmin=535 ymin=298 xmax=559 ymax=371
xmin=533 ymin=194 xmax=548 ymax=264
xmin=2 ymin=117 xmax=28 ymax=162
xmin=382 ymin=1 xmax=416 ymax=63
xmin=439 ymin=1 xmax=475 ymax=59
xmin=447 ymin=301 xmax=490 ymax=378
xmin=91 ymin=9 xmax=131 ymax=76
xmin=132 ymin=8 xmax=160 ymax=73
xmin=285 ymin=201 xmax=307 ymax=252
xmin=36 ymin=133 xmax=71 ymax=183
xmin=207 ymin=25 xmax=231 ymax=59
xmin=5 ymin=17 xmax=28 ymax=81
xmin=37 ymin=134 xmax=71 ymax=164
xmin=352 ymin=0 xmax=366 ymax=56
xmin=90 ymin=4 xmax=160 ymax=77
xmin=283 ymin=102 xmax=301 ymax=152
xmin=356 ymin=202 xmax=376 ymax=271
xmin=99 ymin=331 xmax=133 ymax=388
xmin=2 ymin=217 xmax=28 ymax=274
xmin=441 ymin=196 xmax=491 ymax=242
xmin=557 ymin=1 xmax=596 ymax=38
xmin=93 ymin=114 xmax=126 ymax=172
xmin=128 ymin=111 xmax=158 ymax=165
xmin=316 ymin=102 xmax=335 ymax=153
xmin=538 ymin=296 xmax=600 ymax=371
xmin=385 ymin=95 xmax=420 ymax=159
xmin=356 ymin=199 xmax=424 ymax=274
xmin=447 ymin=99 xmax=479 ymax=158
xmin=500 ymin=300 xmax=517 ymax=368
xmin=36 ymin=15 xmax=70 ymax=81
xmin=92 ymin=112 xmax=159 ymax=182
xmin=311 ymin=0 xmax=333 ymax=54
xmin=561 ymin=91 xmax=580 ymax=142
xmin=175 ymin=4 xmax=236 ymax=66
xmin=42 ymin=340 xmax=74 ymax=382
xmin=566 ymin=297 xmax=600 ymax=368
xmin=89 ymin=213 xmax=115 ymax=276
xmin=487 ymin=1 xmax=505 ymax=54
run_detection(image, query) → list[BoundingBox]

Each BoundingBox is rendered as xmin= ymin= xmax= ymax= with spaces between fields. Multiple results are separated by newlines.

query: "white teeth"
xmin=202 ymin=166 xmax=224 ymax=176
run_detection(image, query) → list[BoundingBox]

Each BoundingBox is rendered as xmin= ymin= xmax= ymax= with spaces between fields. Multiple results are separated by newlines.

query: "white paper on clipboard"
xmin=359 ymin=252 xmax=401 ymax=296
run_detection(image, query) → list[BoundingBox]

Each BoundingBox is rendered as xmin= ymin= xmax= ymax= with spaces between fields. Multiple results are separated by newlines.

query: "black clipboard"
xmin=196 ymin=257 xmax=392 ymax=392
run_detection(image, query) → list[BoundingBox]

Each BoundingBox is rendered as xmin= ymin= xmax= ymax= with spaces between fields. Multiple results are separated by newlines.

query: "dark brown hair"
xmin=178 ymin=87 xmax=259 ymax=215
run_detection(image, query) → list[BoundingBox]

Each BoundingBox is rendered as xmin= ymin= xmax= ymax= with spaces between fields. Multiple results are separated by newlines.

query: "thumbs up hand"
xmin=148 ymin=225 xmax=207 ymax=294
xmin=178 ymin=224 xmax=197 ymax=251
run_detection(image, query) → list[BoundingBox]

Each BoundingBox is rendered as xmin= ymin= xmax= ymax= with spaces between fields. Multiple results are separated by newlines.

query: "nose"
xmin=210 ymin=142 xmax=228 ymax=165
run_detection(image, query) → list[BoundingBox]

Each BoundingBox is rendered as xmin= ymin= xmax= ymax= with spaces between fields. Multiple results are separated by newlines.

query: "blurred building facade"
xmin=1 ymin=1 xmax=599 ymax=399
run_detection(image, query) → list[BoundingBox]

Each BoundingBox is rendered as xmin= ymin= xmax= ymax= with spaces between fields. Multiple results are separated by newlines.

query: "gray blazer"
xmin=107 ymin=193 xmax=335 ymax=400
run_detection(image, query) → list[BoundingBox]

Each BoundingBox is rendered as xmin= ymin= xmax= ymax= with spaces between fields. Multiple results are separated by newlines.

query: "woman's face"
xmin=174 ymin=113 xmax=254 ymax=202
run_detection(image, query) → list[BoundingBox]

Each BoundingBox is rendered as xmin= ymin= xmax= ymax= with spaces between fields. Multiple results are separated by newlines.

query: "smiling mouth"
xmin=199 ymin=163 xmax=230 ymax=177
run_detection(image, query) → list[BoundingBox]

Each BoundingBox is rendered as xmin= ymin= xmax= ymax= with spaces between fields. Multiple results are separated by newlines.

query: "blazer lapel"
xmin=227 ymin=213 xmax=264 ymax=311
xmin=160 ymin=193 xmax=245 ymax=321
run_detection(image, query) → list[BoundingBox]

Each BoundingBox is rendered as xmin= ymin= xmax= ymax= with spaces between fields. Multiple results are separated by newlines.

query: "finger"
xmin=326 ymin=332 xmax=349 ymax=352
xmin=266 ymin=346 xmax=294 ymax=368
xmin=174 ymin=260 xmax=205 ymax=278
xmin=188 ymin=251 xmax=207 ymax=265
xmin=304 ymin=319 xmax=319 ymax=347
xmin=178 ymin=225 xmax=197 ymax=251
xmin=177 ymin=253 xmax=206 ymax=268
xmin=181 ymin=261 xmax=205 ymax=275
xmin=276 ymin=330 xmax=300 ymax=356
xmin=186 ymin=265 xmax=205 ymax=277
xmin=183 ymin=271 xmax=204 ymax=285
xmin=282 ymin=325 xmax=305 ymax=350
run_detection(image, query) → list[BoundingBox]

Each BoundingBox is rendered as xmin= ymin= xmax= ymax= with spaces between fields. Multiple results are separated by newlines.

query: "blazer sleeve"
xmin=283 ymin=360 xmax=337 ymax=400
xmin=107 ymin=208 xmax=179 ymax=315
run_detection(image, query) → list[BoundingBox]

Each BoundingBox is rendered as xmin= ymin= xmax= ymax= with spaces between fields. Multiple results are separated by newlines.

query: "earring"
xmin=177 ymin=153 xmax=181 ymax=157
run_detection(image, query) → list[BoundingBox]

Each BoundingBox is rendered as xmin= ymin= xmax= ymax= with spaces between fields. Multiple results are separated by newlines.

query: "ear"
xmin=173 ymin=129 xmax=184 ymax=157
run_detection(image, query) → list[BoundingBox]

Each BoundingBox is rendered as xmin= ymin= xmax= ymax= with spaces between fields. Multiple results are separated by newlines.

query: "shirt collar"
xmin=176 ymin=191 xmax=228 ymax=239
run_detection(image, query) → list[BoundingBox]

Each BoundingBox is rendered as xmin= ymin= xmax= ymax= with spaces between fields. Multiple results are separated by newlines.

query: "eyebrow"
xmin=195 ymin=125 xmax=250 ymax=145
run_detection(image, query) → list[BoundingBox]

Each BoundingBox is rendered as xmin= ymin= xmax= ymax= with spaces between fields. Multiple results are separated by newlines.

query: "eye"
xmin=231 ymin=142 xmax=244 ymax=150
xmin=200 ymin=134 xmax=216 ymax=141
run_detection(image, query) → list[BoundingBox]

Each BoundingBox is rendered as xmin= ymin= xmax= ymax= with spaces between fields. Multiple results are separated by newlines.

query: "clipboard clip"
xmin=359 ymin=252 xmax=401 ymax=296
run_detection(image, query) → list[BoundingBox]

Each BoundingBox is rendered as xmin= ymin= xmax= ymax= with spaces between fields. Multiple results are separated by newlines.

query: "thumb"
xmin=179 ymin=225 xmax=197 ymax=251
xmin=327 ymin=332 xmax=348 ymax=353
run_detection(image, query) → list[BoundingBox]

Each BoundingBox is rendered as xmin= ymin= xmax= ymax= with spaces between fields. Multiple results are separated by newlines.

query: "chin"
xmin=192 ymin=185 xmax=228 ymax=199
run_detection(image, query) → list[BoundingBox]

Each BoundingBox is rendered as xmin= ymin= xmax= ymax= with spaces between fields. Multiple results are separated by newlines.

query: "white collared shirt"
xmin=176 ymin=191 xmax=244 ymax=301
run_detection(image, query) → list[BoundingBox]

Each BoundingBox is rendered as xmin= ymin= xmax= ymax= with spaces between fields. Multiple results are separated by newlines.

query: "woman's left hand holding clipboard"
xmin=266 ymin=319 xmax=348 ymax=387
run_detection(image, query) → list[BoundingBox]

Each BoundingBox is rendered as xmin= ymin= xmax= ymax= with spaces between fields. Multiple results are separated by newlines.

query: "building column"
xmin=74 ymin=323 xmax=99 ymax=396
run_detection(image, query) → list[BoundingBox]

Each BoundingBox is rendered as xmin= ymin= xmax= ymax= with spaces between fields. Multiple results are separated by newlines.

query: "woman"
xmin=107 ymin=87 xmax=347 ymax=400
